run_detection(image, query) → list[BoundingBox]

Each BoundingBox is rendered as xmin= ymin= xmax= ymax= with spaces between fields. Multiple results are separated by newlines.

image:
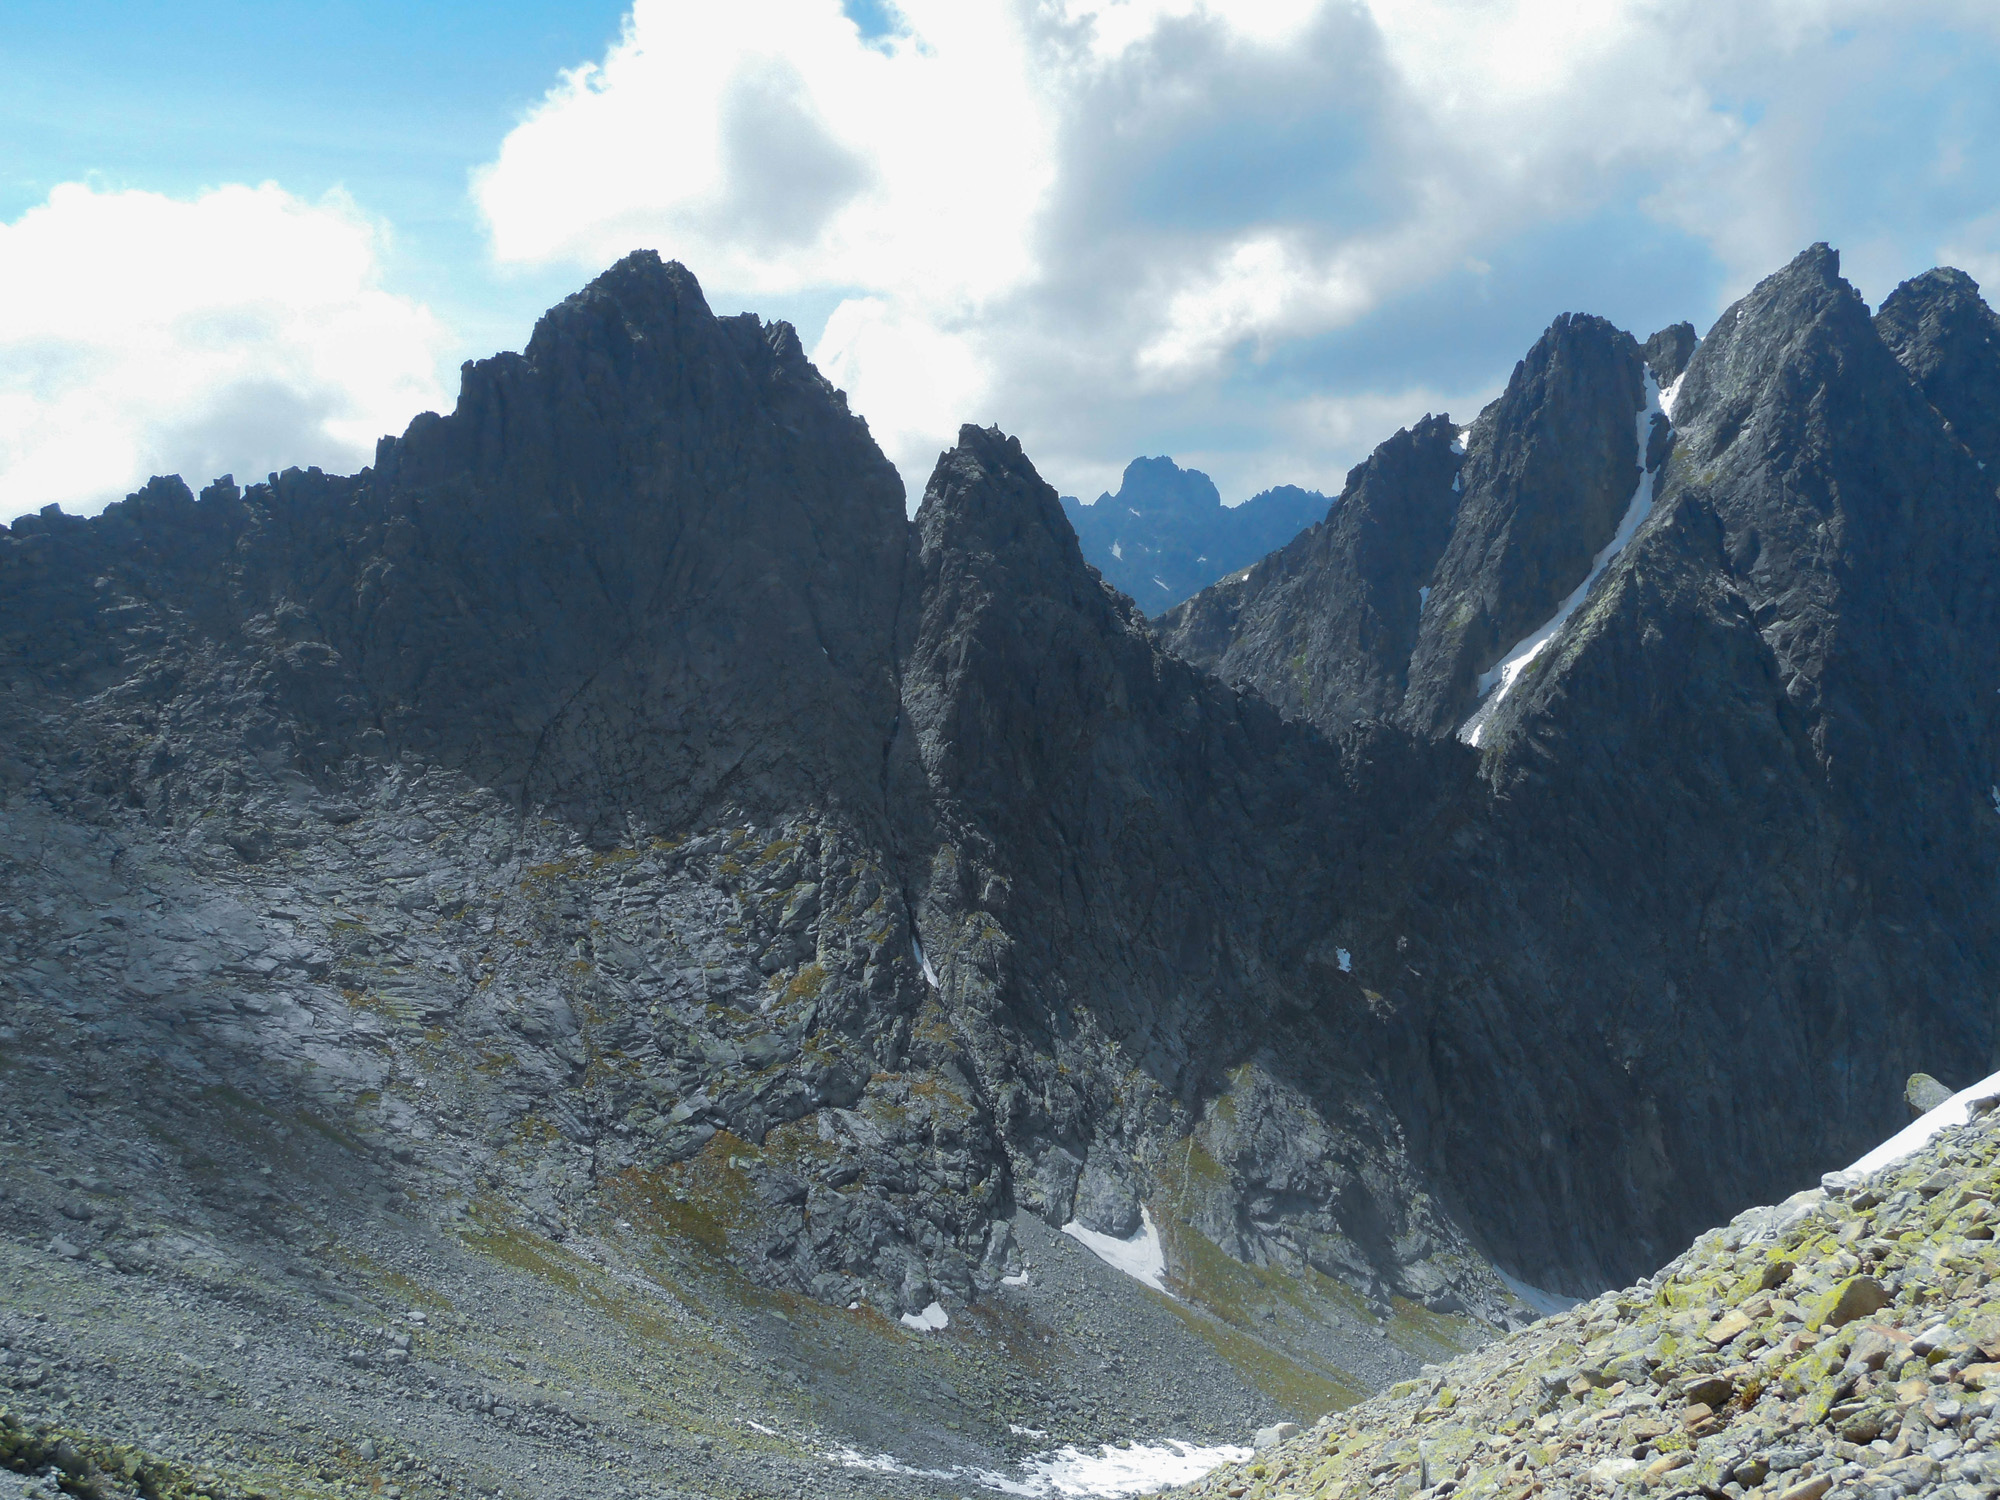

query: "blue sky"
xmin=4 ymin=1 xmax=1999 ymax=522
xmin=0 ymin=1 xmax=629 ymax=354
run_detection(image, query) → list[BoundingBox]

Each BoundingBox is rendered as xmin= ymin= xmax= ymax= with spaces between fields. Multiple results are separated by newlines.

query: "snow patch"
xmin=1336 ymin=947 xmax=1352 ymax=973
xmin=1417 ymin=586 xmax=1430 ymax=613
xmin=744 ymin=1420 xmax=779 ymax=1436
xmin=912 ymin=935 xmax=939 ymax=989
xmin=1110 ymin=541 xmax=1122 ymax=560
xmin=1452 ymin=471 xmax=1462 ymax=494
xmin=1659 ymin=369 xmax=1688 ymax=421
xmin=1015 ymin=1441 xmax=1254 ymax=1497
xmin=1825 ymin=1067 xmax=2000 ymax=1190
xmin=1001 ymin=1270 xmax=1030 ymax=1286
xmin=1458 ymin=372 xmax=1666 ymax=748
xmin=1452 ymin=426 xmax=1469 ymax=455
xmin=1011 ymin=1424 xmax=1048 ymax=1438
xmin=826 ymin=1439 xmax=1251 ymax=1498
xmin=1495 ymin=1267 xmax=1580 ymax=1318
xmin=1061 ymin=1206 xmax=1168 ymax=1292
xmin=899 ymin=1300 xmax=950 ymax=1332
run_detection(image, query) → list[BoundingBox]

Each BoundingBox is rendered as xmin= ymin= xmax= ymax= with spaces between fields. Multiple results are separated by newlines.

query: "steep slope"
xmin=0 ymin=255 xmax=1507 ymax=1500
xmin=1175 ymin=1076 xmax=2000 ymax=1500
xmin=1160 ymin=312 xmax=1669 ymax=739
xmin=1160 ymin=245 xmax=2000 ymax=1300
xmin=893 ymin=426 xmax=1495 ymax=1329
xmin=1877 ymin=267 xmax=2000 ymax=476
xmin=1154 ymin=416 xmax=1462 ymax=727
xmin=1061 ymin=457 xmax=1326 ymax=612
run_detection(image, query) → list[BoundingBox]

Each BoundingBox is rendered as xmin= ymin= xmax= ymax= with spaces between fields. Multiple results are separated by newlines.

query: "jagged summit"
xmin=1162 ymin=242 xmax=2000 ymax=1297
xmin=1159 ymin=308 xmax=1656 ymax=742
xmin=1877 ymin=265 xmax=2000 ymax=475
xmin=1644 ymin=320 xmax=1699 ymax=387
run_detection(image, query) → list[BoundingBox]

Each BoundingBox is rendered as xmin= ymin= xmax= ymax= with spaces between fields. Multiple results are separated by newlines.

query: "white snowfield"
xmin=912 ymin=935 xmax=940 ymax=989
xmin=1823 ymin=1067 xmax=2000 ymax=1190
xmin=828 ymin=1438 xmax=1254 ymax=1498
xmin=898 ymin=1300 xmax=950 ymax=1332
xmin=1061 ymin=1206 xmax=1169 ymax=1293
xmin=1659 ymin=368 xmax=1689 ymax=421
xmin=1458 ymin=373 xmax=1665 ymax=749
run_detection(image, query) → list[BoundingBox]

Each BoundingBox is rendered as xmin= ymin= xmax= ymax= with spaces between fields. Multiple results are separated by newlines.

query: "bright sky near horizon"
xmin=3 ymin=0 xmax=1999 ymax=524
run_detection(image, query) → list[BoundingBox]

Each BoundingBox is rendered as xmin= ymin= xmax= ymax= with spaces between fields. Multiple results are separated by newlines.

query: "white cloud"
xmin=814 ymin=297 xmax=989 ymax=487
xmin=475 ymin=0 xmax=1053 ymax=304
xmin=476 ymin=0 xmax=2000 ymax=504
xmin=1939 ymin=215 xmax=2000 ymax=298
xmin=0 ymin=182 xmax=448 ymax=524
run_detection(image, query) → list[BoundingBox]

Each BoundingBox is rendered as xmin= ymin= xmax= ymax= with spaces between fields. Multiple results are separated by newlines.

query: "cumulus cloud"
xmin=0 ymin=182 xmax=449 ymax=524
xmin=475 ymin=0 xmax=2000 ymax=504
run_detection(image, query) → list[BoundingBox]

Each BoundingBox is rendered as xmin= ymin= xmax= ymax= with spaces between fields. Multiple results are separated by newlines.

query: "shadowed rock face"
xmin=1159 ymin=312 xmax=1658 ymax=740
xmin=892 ymin=424 xmax=1487 ymax=1312
xmin=1160 ymin=244 xmax=2000 ymax=1292
xmin=0 ymin=249 xmax=1517 ymax=1409
xmin=1153 ymin=416 xmax=1463 ymax=729
xmin=1644 ymin=321 xmax=1699 ymax=388
xmin=1877 ymin=265 xmax=2000 ymax=475
xmin=0 ymin=253 xmax=911 ymax=840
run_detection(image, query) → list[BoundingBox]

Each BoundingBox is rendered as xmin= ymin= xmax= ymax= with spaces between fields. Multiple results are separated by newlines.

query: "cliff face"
xmin=1157 ymin=311 xmax=1660 ymax=740
xmin=1161 ymin=246 xmax=2000 ymax=1291
xmin=893 ymin=426 xmax=1485 ymax=1316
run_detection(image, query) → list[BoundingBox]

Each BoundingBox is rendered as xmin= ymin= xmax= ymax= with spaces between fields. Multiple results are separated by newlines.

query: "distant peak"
xmin=1111 ymin=454 xmax=1222 ymax=516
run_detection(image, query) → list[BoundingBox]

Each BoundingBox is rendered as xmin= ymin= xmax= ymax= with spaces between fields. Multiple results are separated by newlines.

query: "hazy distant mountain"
xmin=1060 ymin=456 xmax=1326 ymax=611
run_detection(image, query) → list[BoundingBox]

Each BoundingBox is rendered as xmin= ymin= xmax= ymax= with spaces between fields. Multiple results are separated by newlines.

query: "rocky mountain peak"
xmin=1665 ymin=241 xmax=1870 ymax=451
xmin=1396 ymin=310 xmax=1646 ymax=737
xmin=1643 ymin=320 xmax=1698 ymax=386
xmin=1877 ymin=265 xmax=2000 ymax=475
xmin=1110 ymin=454 xmax=1225 ymax=516
xmin=919 ymin=423 xmax=1102 ymax=602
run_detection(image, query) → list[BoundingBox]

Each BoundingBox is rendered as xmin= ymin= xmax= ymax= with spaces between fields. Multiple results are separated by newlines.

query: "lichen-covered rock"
xmin=1169 ymin=1101 xmax=2000 ymax=1500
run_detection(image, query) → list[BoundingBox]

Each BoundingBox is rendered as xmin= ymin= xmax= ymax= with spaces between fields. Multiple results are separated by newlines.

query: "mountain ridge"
xmin=1 ymin=243 xmax=1996 ymax=1500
